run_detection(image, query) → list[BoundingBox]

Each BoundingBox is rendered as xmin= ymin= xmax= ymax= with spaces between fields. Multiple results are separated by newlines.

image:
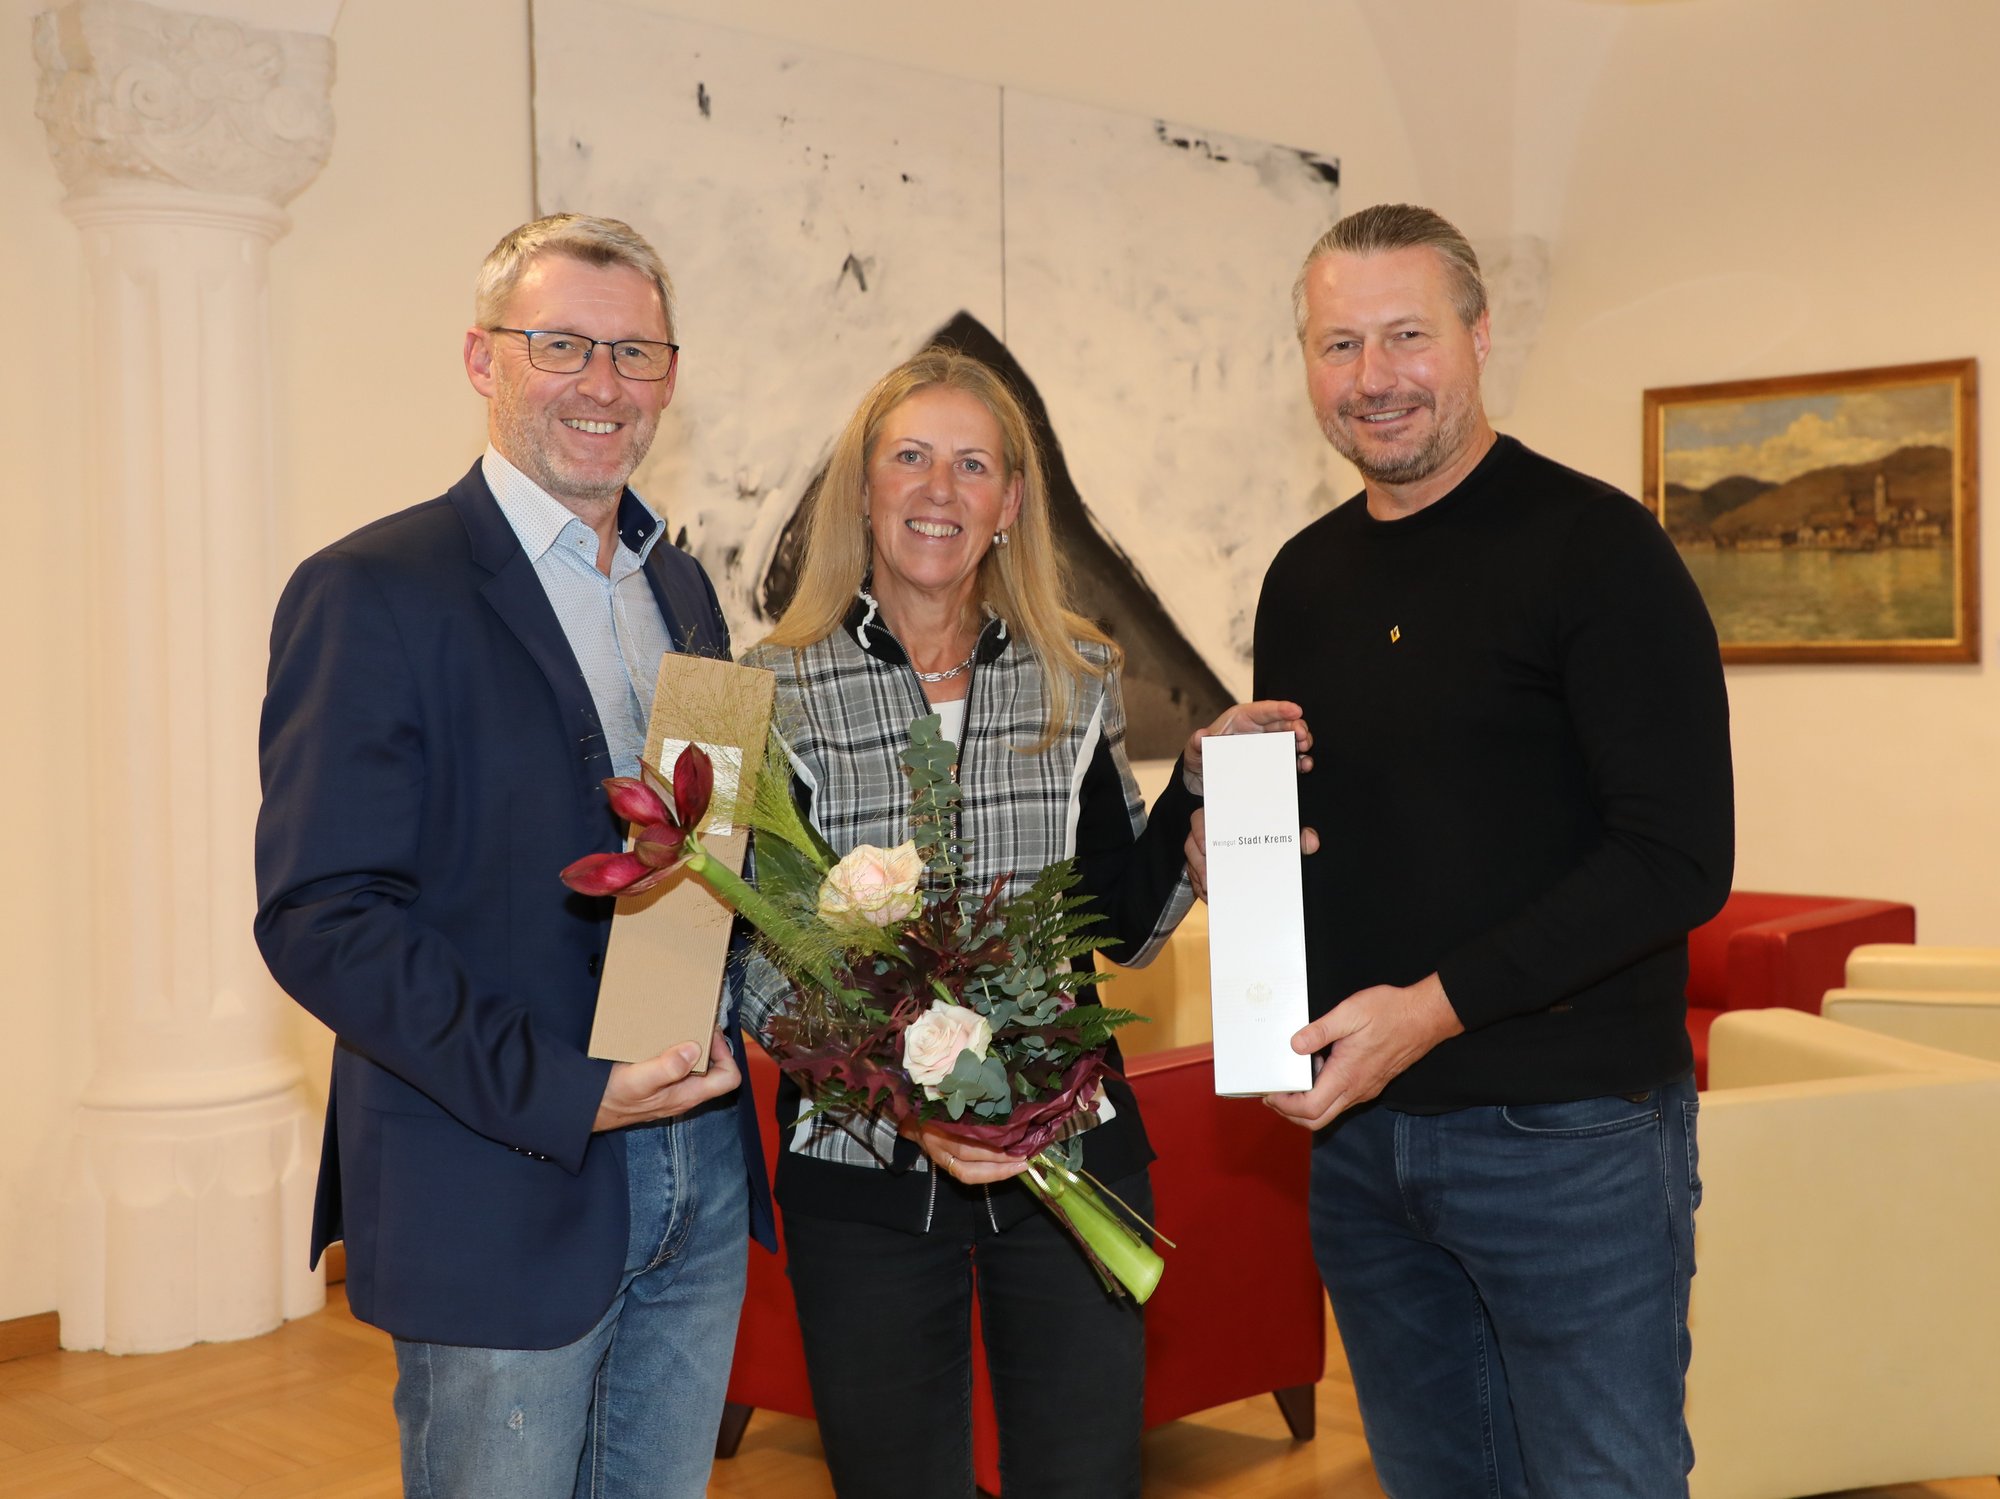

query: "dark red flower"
xmin=673 ymin=743 xmax=714 ymax=830
xmin=615 ymin=864 xmax=679 ymax=896
xmin=604 ymin=775 xmax=670 ymax=827
xmin=560 ymin=850 xmax=652 ymax=896
xmin=632 ymin=819 xmax=688 ymax=868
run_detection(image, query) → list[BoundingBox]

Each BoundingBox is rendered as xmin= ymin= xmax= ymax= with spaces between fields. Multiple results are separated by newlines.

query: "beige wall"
xmin=1496 ymin=1 xmax=2000 ymax=927
xmin=3 ymin=0 xmax=97 ymax=1327
xmin=3 ymin=0 xmax=1995 ymax=1322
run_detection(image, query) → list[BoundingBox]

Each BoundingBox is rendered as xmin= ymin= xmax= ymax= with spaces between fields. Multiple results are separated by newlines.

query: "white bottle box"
xmin=1201 ymin=733 xmax=1314 ymax=1096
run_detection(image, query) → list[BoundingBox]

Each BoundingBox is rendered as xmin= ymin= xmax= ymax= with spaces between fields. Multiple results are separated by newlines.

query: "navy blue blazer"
xmin=255 ymin=462 xmax=774 ymax=1349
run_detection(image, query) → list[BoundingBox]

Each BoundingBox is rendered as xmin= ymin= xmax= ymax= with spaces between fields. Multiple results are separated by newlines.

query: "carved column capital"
xmin=34 ymin=0 xmax=335 ymax=205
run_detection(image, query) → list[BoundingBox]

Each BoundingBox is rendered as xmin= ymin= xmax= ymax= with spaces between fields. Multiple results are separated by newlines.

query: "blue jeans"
xmin=392 ymin=1100 xmax=748 ymax=1499
xmin=1310 ymin=1077 xmax=1700 ymax=1499
xmin=783 ymin=1169 xmax=1152 ymax=1499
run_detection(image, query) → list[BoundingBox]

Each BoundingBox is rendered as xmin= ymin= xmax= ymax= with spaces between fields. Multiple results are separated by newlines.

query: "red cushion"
xmin=723 ymin=1045 xmax=817 ymax=1422
xmin=1687 ymin=893 xmax=1915 ymax=1014
xmin=1684 ymin=892 xmax=1916 ymax=1088
xmin=1126 ymin=1045 xmax=1325 ymax=1428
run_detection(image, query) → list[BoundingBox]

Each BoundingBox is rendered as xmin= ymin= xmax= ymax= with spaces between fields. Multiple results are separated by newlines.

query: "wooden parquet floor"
xmin=0 ymin=1288 xmax=1991 ymax=1498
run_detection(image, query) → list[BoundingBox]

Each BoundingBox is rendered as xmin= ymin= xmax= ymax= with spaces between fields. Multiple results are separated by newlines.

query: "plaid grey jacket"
xmin=738 ymin=600 xmax=1199 ymax=1229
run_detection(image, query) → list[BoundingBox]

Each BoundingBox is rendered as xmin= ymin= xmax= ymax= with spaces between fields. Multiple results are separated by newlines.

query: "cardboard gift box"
xmin=588 ymin=652 xmax=776 ymax=1066
xmin=1201 ymin=732 xmax=1313 ymax=1096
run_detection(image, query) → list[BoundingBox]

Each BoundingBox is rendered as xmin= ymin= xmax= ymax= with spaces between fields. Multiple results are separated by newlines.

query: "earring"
xmin=995 ymin=529 xmax=1009 ymax=547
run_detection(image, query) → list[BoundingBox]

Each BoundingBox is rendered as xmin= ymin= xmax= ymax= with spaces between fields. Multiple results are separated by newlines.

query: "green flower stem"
xmin=1024 ymin=1151 xmax=1165 ymax=1304
xmin=683 ymin=842 xmax=843 ymax=993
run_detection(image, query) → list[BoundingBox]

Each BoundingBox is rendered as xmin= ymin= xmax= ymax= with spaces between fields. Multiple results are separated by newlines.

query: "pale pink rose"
xmin=903 ymin=1001 xmax=994 ymax=1097
xmin=816 ymin=841 xmax=925 ymax=928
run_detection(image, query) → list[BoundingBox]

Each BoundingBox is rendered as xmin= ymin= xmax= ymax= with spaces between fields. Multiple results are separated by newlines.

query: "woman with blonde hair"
xmin=739 ymin=345 xmax=1307 ymax=1497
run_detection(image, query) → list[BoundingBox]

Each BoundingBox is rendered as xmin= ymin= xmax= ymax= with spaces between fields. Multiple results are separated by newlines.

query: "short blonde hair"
xmin=764 ymin=347 xmax=1116 ymax=749
xmin=474 ymin=214 xmax=676 ymax=337
xmin=1293 ymin=202 xmax=1485 ymax=338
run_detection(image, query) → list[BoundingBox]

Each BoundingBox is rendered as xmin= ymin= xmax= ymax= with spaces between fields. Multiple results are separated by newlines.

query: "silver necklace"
xmin=912 ymin=648 xmax=978 ymax=683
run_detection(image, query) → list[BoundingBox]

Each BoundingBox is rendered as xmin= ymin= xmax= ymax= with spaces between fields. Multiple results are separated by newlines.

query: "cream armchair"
xmin=1687 ymin=1009 xmax=2000 ymax=1499
xmin=1097 ymin=901 xmax=1211 ymax=1055
xmin=1844 ymin=942 xmax=2000 ymax=991
xmin=1822 ymin=944 xmax=2000 ymax=1063
xmin=1821 ymin=986 xmax=2000 ymax=1063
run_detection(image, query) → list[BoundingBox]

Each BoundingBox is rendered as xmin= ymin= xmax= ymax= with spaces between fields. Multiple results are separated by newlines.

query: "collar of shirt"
xmin=481 ymin=445 xmax=666 ymax=569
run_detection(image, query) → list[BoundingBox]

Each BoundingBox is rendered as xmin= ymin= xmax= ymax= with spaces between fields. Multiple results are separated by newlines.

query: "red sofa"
xmin=1684 ymin=891 xmax=1916 ymax=1085
xmin=718 ymin=1040 xmax=1326 ymax=1496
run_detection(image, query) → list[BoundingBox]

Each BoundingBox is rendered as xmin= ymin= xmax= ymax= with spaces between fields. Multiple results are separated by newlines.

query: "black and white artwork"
xmin=532 ymin=2 xmax=1344 ymax=753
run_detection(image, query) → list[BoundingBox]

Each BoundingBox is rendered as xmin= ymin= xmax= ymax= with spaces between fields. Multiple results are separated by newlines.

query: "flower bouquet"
xmin=561 ymin=714 xmax=1166 ymax=1302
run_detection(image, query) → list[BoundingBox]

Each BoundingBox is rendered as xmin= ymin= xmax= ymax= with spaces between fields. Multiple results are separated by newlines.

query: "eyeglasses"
xmin=490 ymin=328 xmax=680 ymax=381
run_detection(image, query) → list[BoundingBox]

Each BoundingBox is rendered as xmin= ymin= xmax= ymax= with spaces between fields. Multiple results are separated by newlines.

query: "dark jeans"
xmin=783 ymin=1168 xmax=1150 ymax=1499
xmin=1310 ymin=1077 xmax=1701 ymax=1499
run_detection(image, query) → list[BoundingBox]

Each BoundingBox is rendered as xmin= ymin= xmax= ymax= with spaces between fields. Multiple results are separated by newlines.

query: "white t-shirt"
xmin=932 ymin=696 xmax=968 ymax=746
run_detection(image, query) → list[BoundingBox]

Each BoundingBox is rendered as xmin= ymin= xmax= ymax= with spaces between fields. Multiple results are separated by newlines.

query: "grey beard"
xmin=1322 ymin=413 xmax=1449 ymax=487
xmin=1321 ymin=393 xmax=1481 ymax=489
xmin=1342 ymin=433 xmax=1449 ymax=487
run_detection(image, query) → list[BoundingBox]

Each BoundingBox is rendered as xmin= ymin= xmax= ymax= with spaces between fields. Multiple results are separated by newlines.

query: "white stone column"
xmin=34 ymin=0 xmax=340 ymax=1353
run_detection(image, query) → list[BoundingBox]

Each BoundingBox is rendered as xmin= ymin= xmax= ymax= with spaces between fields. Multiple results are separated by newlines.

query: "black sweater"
xmin=1254 ymin=436 xmax=1734 ymax=1108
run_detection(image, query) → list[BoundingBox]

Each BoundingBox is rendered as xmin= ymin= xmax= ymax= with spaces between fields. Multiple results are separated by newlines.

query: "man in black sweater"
xmin=1239 ymin=204 xmax=1733 ymax=1496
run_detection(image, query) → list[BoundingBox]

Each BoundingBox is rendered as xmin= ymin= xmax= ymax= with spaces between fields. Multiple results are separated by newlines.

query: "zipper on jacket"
xmin=951 ymin=642 xmax=981 ymax=823
xmin=922 ymin=1162 xmax=939 ymax=1233
xmin=929 ymin=620 xmax=1000 ymax=1239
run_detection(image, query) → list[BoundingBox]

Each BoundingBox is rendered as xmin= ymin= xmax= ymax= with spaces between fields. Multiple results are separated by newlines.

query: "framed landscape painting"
xmin=1642 ymin=359 xmax=1979 ymax=663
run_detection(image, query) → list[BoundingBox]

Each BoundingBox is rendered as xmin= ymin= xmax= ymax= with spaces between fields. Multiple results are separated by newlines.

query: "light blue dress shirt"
xmin=483 ymin=447 xmax=676 ymax=779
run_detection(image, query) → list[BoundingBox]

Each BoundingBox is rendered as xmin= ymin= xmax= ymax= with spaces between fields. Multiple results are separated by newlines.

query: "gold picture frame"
xmin=1642 ymin=359 xmax=1979 ymax=663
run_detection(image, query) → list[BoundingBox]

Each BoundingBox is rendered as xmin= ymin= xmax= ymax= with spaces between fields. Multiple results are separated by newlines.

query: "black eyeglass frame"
xmin=489 ymin=327 xmax=681 ymax=381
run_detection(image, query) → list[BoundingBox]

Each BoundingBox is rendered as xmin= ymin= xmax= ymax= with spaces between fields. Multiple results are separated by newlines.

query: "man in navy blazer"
xmin=255 ymin=215 xmax=770 ymax=1499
